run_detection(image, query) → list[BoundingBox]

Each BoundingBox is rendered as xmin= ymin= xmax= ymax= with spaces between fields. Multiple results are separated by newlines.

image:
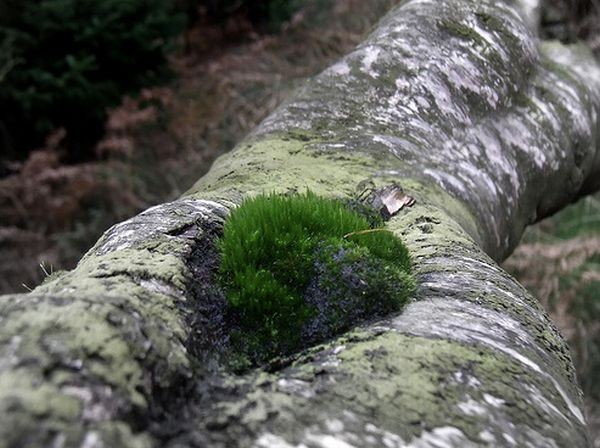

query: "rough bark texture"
xmin=1 ymin=0 xmax=600 ymax=446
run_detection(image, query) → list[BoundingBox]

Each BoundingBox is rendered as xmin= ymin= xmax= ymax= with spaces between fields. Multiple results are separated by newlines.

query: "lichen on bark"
xmin=1 ymin=0 xmax=599 ymax=446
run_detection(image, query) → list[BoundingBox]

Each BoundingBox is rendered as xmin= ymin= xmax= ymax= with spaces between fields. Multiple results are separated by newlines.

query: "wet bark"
xmin=1 ymin=0 xmax=599 ymax=446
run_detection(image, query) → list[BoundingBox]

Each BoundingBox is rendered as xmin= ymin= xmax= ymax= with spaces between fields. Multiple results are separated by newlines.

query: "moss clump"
xmin=218 ymin=192 xmax=415 ymax=365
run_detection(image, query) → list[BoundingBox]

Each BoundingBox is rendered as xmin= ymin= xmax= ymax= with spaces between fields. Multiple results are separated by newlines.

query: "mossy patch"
xmin=217 ymin=192 xmax=415 ymax=367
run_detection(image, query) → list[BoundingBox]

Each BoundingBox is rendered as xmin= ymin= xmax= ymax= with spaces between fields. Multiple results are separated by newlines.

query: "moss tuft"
xmin=218 ymin=191 xmax=415 ymax=366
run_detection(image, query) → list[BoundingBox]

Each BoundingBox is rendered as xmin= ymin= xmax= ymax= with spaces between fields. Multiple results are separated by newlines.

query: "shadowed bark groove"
xmin=1 ymin=0 xmax=599 ymax=446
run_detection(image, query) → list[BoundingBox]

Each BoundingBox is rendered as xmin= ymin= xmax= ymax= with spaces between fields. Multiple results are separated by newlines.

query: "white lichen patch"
xmin=333 ymin=345 xmax=346 ymax=355
xmin=443 ymin=48 xmax=501 ymax=109
xmin=327 ymin=61 xmax=351 ymax=77
xmin=407 ymin=426 xmax=476 ymax=448
xmin=62 ymin=385 xmax=113 ymax=422
xmin=372 ymin=134 xmax=421 ymax=160
xmin=0 ymin=335 xmax=21 ymax=371
xmin=80 ymin=432 xmax=102 ymax=448
xmin=422 ymin=168 xmax=468 ymax=196
xmin=304 ymin=434 xmax=357 ymax=448
xmin=255 ymin=433 xmax=300 ymax=448
xmin=92 ymin=199 xmax=228 ymax=256
xmin=360 ymin=46 xmax=382 ymax=78
xmin=452 ymin=370 xmax=481 ymax=388
xmin=483 ymin=393 xmax=506 ymax=408
xmin=139 ymin=279 xmax=184 ymax=299
xmin=475 ymin=127 xmax=520 ymax=192
xmin=254 ymin=413 xmax=409 ymax=448
xmin=456 ymin=398 xmax=487 ymax=416
xmin=502 ymin=431 xmax=517 ymax=446
xmin=478 ymin=430 xmax=496 ymax=444
xmin=276 ymin=379 xmax=316 ymax=400
xmin=360 ymin=423 xmax=407 ymax=448
xmin=325 ymin=419 xmax=345 ymax=433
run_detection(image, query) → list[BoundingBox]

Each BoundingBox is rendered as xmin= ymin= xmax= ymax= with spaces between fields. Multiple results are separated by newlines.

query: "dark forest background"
xmin=0 ymin=0 xmax=599 ymax=443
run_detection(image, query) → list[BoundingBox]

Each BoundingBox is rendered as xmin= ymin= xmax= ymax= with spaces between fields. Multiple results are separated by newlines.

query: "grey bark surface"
xmin=1 ymin=0 xmax=600 ymax=446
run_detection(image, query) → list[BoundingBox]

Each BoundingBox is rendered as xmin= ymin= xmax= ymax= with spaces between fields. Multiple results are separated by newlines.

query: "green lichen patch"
xmin=217 ymin=192 xmax=415 ymax=367
xmin=200 ymin=330 xmax=585 ymax=447
xmin=184 ymin=136 xmax=384 ymax=202
xmin=328 ymin=332 xmax=583 ymax=445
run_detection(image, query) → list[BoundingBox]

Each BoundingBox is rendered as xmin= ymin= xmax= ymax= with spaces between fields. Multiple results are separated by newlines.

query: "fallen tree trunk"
xmin=1 ymin=0 xmax=600 ymax=446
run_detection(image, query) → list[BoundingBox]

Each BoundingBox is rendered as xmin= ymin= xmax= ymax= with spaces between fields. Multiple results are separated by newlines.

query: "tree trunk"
xmin=2 ymin=0 xmax=599 ymax=446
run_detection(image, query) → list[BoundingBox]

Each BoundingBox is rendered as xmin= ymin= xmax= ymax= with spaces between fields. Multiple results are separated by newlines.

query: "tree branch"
xmin=1 ymin=0 xmax=599 ymax=446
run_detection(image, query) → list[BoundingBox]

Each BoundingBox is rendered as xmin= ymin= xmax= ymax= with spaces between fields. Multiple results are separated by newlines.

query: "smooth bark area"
xmin=1 ymin=0 xmax=599 ymax=446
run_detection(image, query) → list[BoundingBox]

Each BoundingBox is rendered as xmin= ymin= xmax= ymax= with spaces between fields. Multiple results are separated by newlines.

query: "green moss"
xmin=218 ymin=192 xmax=415 ymax=365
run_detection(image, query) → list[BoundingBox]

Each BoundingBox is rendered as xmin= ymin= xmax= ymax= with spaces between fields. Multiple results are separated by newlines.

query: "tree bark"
xmin=1 ymin=0 xmax=599 ymax=446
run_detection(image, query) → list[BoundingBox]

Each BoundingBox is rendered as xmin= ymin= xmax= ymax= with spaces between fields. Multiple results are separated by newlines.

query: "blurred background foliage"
xmin=0 ymin=0 xmax=598 ymax=443
xmin=0 ymin=0 xmax=318 ymax=166
xmin=202 ymin=0 xmax=306 ymax=32
xmin=0 ymin=0 xmax=186 ymax=164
